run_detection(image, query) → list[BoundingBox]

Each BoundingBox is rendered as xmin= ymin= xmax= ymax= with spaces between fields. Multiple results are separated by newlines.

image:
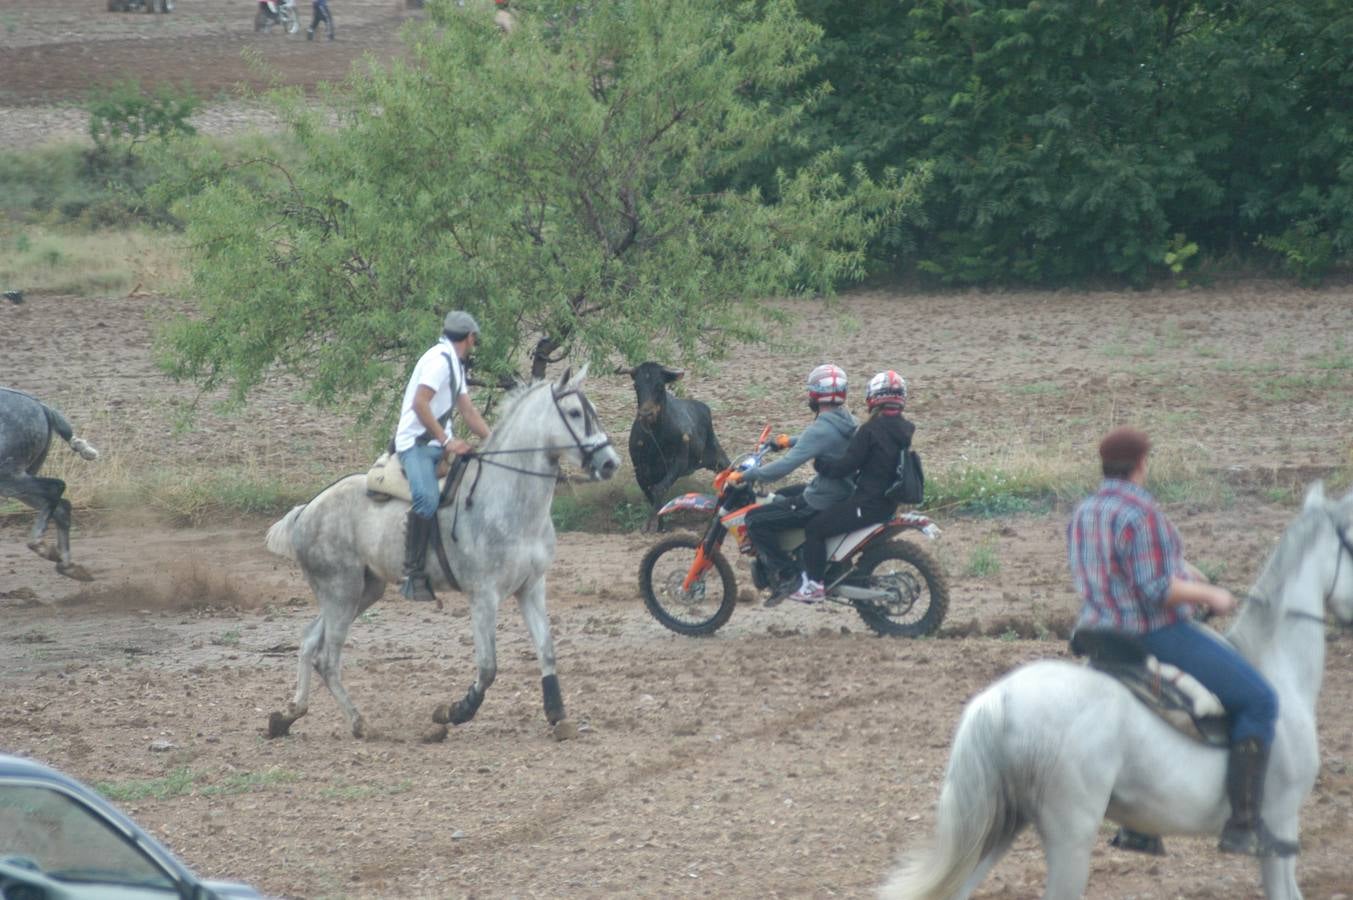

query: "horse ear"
xmin=572 ymin=362 xmax=590 ymax=385
xmin=1303 ymin=480 xmax=1326 ymax=511
xmin=555 ymin=367 xmax=573 ymax=390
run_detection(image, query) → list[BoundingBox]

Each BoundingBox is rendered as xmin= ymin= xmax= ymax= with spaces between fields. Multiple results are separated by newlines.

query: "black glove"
xmin=812 ymin=456 xmax=831 ymax=475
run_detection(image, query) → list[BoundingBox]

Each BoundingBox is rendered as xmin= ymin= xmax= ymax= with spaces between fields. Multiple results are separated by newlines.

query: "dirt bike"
xmin=255 ymin=0 xmax=300 ymax=34
xmin=638 ymin=425 xmax=949 ymax=638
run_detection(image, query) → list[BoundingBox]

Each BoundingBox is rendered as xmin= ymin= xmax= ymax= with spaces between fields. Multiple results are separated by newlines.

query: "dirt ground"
xmin=4 ymin=3 xmax=1353 ymax=898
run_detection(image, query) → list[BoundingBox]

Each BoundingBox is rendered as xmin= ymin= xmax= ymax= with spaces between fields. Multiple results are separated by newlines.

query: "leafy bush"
xmin=87 ymin=79 xmax=200 ymax=165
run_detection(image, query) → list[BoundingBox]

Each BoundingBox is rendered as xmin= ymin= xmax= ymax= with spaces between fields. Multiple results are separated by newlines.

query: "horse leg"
xmin=516 ymin=575 xmax=575 ymax=738
xmin=267 ymin=614 xmax=324 ymax=738
xmin=312 ymin=570 xmax=385 ymax=738
xmin=1033 ymin=805 xmax=1101 ymax=900
xmin=1259 ymin=806 xmax=1303 ymax=900
xmin=433 ymin=590 xmax=498 ymax=726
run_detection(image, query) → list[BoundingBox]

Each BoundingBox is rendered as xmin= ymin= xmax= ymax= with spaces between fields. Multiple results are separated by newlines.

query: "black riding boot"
xmin=1218 ymin=738 xmax=1298 ymax=857
xmin=400 ymin=511 xmax=436 ymax=602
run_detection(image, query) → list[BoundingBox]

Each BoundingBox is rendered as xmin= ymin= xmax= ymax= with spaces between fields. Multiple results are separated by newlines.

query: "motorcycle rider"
xmin=728 ymin=364 xmax=858 ymax=603
xmin=795 ymin=370 xmax=915 ymax=603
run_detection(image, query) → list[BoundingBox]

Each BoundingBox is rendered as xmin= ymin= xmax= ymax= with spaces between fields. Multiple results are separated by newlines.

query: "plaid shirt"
xmin=1067 ymin=479 xmax=1192 ymax=635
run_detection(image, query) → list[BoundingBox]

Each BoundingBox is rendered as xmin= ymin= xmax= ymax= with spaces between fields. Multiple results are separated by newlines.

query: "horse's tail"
xmin=265 ymin=504 xmax=307 ymax=559
xmin=879 ymin=688 xmax=1017 ymax=900
xmin=42 ymin=404 xmax=99 ymax=461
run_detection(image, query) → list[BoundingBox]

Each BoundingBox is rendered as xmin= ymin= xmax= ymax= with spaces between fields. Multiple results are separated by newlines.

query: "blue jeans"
xmin=398 ymin=444 xmax=443 ymax=519
xmin=1140 ymin=620 xmax=1277 ymax=747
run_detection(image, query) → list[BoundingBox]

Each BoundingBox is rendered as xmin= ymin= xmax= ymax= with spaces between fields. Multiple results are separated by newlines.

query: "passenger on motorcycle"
xmin=796 ymin=370 xmax=915 ymax=603
xmin=728 ymin=364 xmax=858 ymax=603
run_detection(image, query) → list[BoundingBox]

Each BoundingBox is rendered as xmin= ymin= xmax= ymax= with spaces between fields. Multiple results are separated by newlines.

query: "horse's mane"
xmin=1248 ymin=505 xmax=1324 ymax=604
xmin=479 ymin=379 xmax=555 ymax=453
xmin=1229 ymin=504 xmax=1326 ymax=655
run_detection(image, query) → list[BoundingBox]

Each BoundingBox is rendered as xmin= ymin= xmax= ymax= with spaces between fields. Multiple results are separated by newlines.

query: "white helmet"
xmin=866 ymin=370 xmax=908 ymax=410
xmin=806 ymin=364 xmax=847 ymax=408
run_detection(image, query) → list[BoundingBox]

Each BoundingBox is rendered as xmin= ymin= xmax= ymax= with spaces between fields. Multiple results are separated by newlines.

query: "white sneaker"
xmin=789 ymin=577 xmax=825 ymax=604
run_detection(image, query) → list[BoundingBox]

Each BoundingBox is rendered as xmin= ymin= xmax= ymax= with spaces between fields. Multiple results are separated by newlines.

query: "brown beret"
xmin=1099 ymin=427 xmax=1151 ymax=468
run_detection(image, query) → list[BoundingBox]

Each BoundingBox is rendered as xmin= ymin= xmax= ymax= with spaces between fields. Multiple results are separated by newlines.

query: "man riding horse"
xmin=393 ymin=310 xmax=492 ymax=603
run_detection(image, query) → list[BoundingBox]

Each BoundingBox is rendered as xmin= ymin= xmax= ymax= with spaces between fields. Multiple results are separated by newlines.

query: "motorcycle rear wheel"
xmin=845 ymin=539 xmax=948 ymax=637
xmin=638 ymin=535 xmax=737 ymax=636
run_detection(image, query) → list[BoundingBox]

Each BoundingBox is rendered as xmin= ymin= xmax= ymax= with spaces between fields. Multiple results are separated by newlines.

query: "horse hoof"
xmin=352 ymin=717 xmax=369 ymax=739
xmin=57 ymin=563 xmax=93 ymax=582
xmin=28 ymin=542 xmax=61 ymax=563
xmin=432 ymin=703 xmax=452 ymax=724
xmin=551 ymin=720 xmax=578 ymax=742
xmin=421 ymin=724 xmax=449 ymax=743
xmin=266 ymin=712 xmax=292 ymax=739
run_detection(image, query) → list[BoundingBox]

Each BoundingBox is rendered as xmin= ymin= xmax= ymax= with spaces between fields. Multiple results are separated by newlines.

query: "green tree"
xmin=160 ymin=0 xmax=920 ymax=430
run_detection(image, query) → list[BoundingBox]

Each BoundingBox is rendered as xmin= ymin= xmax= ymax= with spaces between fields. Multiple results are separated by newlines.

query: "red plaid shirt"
xmin=1067 ymin=479 xmax=1192 ymax=635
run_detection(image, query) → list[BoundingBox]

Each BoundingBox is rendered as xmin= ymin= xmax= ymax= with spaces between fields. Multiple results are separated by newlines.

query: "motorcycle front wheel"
xmin=638 ymin=535 xmax=737 ymax=637
xmin=844 ymin=539 xmax=948 ymax=638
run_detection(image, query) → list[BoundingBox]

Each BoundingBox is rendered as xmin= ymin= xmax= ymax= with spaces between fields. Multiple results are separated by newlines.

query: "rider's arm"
xmin=746 ymin=428 xmax=815 ymax=483
xmin=456 ymin=391 xmax=491 ymax=441
xmin=1165 ymin=578 xmax=1236 ymax=614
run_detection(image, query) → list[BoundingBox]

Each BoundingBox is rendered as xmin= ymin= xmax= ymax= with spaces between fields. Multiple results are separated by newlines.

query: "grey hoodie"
xmin=745 ymin=405 xmax=859 ymax=510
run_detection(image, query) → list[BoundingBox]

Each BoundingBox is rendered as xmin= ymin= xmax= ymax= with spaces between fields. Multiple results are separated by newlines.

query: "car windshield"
xmin=0 ymin=782 xmax=177 ymax=890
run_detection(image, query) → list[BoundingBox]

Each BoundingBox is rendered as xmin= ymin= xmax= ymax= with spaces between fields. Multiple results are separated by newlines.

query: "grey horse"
xmin=0 ymin=388 xmax=100 ymax=580
xmin=264 ymin=367 xmax=621 ymax=740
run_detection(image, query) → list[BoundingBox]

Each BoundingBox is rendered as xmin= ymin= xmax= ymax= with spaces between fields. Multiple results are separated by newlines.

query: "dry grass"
xmin=0 ymin=226 xmax=186 ymax=296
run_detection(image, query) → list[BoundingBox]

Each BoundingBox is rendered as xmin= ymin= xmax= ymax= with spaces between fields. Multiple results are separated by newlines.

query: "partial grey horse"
xmin=0 ymin=388 xmax=100 ymax=580
xmin=264 ymin=366 xmax=621 ymax=741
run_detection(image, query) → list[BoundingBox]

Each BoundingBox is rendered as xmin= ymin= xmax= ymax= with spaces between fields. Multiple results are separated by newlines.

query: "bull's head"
xmin=616 ymin=362 xmax=684 ymax=427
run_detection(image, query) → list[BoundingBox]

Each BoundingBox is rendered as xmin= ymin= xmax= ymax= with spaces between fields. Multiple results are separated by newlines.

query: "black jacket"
xmin=814 ymin=412 xmax=915 ymax=504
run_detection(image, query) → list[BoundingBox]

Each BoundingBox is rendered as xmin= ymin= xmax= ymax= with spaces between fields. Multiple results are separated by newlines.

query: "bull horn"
xmin=614 ymin=365 xmax=635 ymax=376
xmin=661 ymin=367 xmax=685 ymax=381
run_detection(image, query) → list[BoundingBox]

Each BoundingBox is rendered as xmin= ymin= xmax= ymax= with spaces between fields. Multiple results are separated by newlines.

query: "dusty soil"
xmin=4 ymin=4 xmax=1353 ymax=898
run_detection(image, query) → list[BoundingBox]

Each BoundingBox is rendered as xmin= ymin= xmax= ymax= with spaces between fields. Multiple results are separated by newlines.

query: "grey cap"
xmin=443 ymin=310 xmax=480 ymax=337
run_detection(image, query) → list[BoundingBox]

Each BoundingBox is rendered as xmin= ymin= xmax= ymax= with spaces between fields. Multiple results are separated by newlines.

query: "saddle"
xmin=1069 ymin=630 xmax=1229 ymax=747
xmin=365 ymin=452 xmax=465 ymax=506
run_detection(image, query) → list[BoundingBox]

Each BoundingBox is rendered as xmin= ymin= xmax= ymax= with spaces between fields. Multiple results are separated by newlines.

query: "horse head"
xmin=1319 ymin=482 xmax=1353 ymax=625
xmin=549 ymin=364 xmax=621 ymax=481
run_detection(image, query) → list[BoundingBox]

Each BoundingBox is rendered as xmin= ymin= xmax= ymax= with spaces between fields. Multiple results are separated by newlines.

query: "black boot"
xmin=1218 ymin=738 xmax=1299 ymax=857
xmin=400 ymin=511 xmax=436 ymax=602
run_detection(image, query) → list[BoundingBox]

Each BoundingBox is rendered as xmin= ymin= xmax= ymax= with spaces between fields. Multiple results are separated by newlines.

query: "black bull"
xmin=0 ymin=387 xmax=99 ymax=580
xmin=617 ymin=363 xmax=729 ymax=530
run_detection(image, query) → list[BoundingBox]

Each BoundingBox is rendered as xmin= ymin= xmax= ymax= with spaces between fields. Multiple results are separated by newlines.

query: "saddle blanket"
xmin=365 ymin=452 xmax=450 ymax=503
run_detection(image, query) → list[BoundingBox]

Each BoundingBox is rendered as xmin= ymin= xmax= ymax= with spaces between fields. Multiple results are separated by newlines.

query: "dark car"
xmin=0 ymin=753 xmax=261 ymax=900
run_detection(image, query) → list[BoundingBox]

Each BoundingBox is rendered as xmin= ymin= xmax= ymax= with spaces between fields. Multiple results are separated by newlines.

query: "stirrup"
xmin=1110 ymin=828 xmax=1166 ymax=856
xmin=400 ymin=575 xmax=436 ymax=603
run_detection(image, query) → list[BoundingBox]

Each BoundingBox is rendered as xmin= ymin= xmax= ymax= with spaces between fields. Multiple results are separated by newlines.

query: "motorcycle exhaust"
xmin=830 ymin=584 xmax=894 ymax=602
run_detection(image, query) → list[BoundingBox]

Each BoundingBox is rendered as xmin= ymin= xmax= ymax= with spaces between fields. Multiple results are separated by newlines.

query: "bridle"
xmin=438 ymin=382 xmax=612 ymax=547
xmin=464 ymin=383 xmax=612 ymax=480
xmin=1244 ymin=516 xmax=1353 ymax=626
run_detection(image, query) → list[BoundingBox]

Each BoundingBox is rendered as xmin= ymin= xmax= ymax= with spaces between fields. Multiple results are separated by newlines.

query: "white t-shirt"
xmin=393 ymin=338 xmax=467 ymax=452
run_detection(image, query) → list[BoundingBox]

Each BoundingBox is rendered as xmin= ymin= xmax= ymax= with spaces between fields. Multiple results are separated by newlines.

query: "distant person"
xmin=257 ymin=0 xmax=282 ymax=27
xmin=307 ymin=0 xmax=334 ymax=41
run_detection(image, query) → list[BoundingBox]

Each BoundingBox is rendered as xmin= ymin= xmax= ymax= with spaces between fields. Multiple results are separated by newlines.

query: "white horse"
xmin=264 ymin=367 xmax=620 ymax=740
xmin=881 ymin=482 xmax=1353 ymax=900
